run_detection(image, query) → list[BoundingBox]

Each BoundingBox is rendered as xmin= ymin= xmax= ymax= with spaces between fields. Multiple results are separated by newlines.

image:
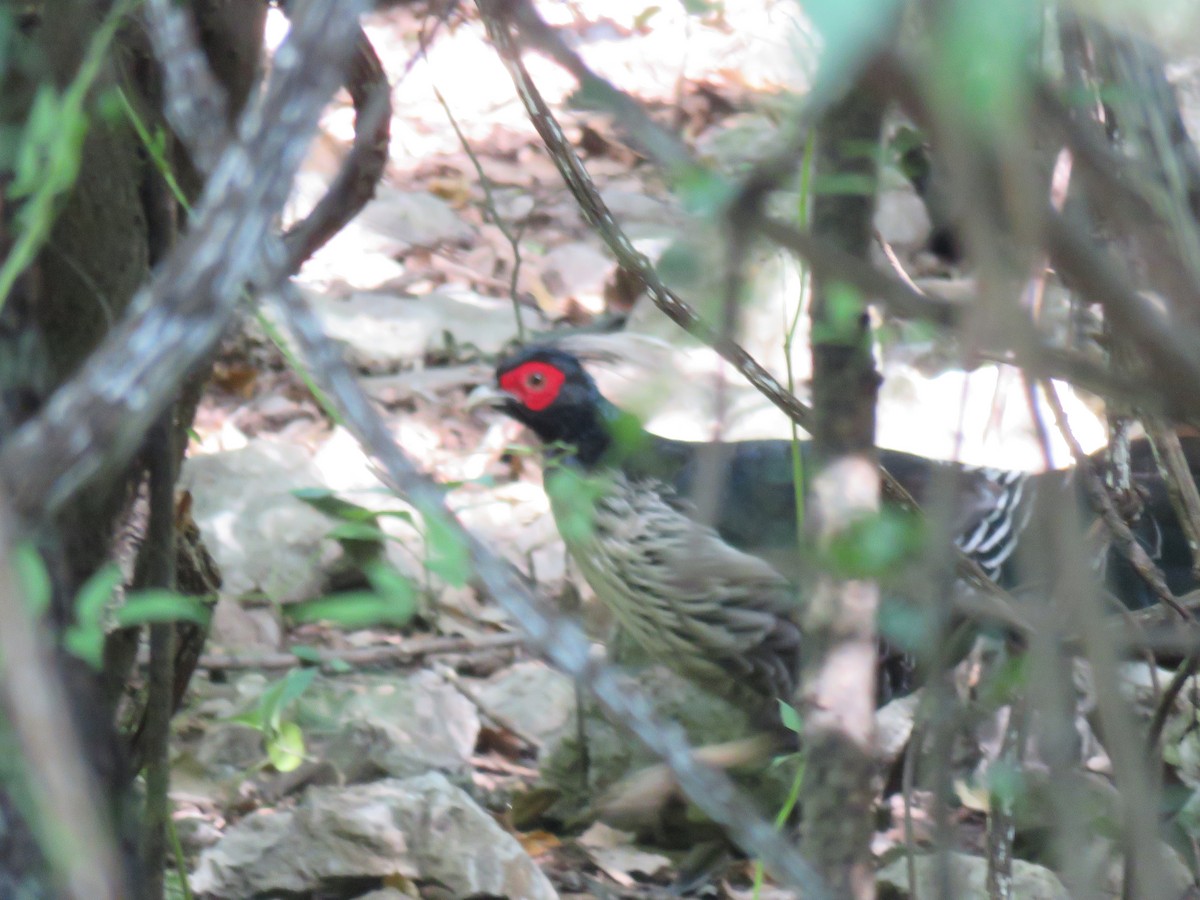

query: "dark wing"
xmin=879 ymin=449 xmax=1036 ymax=585
xmin=653 ymin=438 xmax=806 ymax=580
xmin=657 ymin=437 xmax=1038 ymax=586
xmin=1092 ymin=436 xmax=1200 ymax=608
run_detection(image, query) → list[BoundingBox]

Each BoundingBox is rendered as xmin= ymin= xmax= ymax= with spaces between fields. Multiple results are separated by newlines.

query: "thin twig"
xmin=182 ymin=632 xmax=524 ymax=672
xmin=1040 ymin=380 xmax=1190 ymax=619
xmin=1146 ymin=650 xmax=1200 ymax=754
xmin=901 ymin=712 xmax=923 ymax=897
xmin=281 ymin=27 xmax=393 ymax=273
xmin=1144 ymin=419 xmax=1200 ymax=579
xmin=876 ymin=53 xmax=1200 ymax=422
xmin=429 ymin=82 xmax=529 ymax=341
xmin=432 ymin=660 xmax=542 ymax=751
xmin=138 ymin=417 xmax=178 ymax=900
xmin=985 ymin=702 xmax=1022 ymax=900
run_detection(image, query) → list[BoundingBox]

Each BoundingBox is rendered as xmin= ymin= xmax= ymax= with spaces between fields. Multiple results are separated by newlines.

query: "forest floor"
xmin=166 ymin=3 xmax=1200 ymax=898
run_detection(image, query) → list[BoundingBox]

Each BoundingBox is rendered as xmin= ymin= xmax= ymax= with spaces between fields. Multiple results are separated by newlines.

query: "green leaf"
xmin=545 ymin=468 xmax=611 ymax=545
xmin=230 ymin=709 xmax=264 ymax=729
xmin=777 ymin=700 xmax=803 ymax=734
xmin=877 ymin=600 xmax=929 ymax=652
xmin=94 ymin=85 xmax=125 ymax=123
xmin=566 ymin=78 xmax=619 ymax=114
xmin=823 ymin=508 xmax=925 ymax=578
xmin=656 ymin=241 xmax=704 ymax=289
xmin=0 ymin=0 xmax=130 ymax=313
xmin=932 ymin=0 xmax=1036 ymax=134
xmin=889 ymin=125 xmax=926 ymax=161
xmin=11 ymin=88 xmax=60 ymax=198
xmin=13 ymin=544 xmax=51 ymax=617
xmin=364 ymin=561 xmax=416 ymax=602
xmin=976 ymin=652 xmax=1028 ymax=705
xmin=1090 ymin=813 xmax=1123 ymax=842
xmin=675 ymin=166 xmax=733 ymax=216
xmin=325 ymin=521 xmax=390 ymax=543
xmin=1174 ymin=789 xmax=1200 ymax=836
xmin=266 ymin=721 xmax=306 ymax=773
xmin=74 ymin=564 xmax=123 ymax=627
xmin=289 ymin=590 xmax=415 ymax=629
xmin=292 ymin=488 xmax=377 ymax=522
xmin=63 ymin=625 xmax=104 ymax=670
xmin=116 ymin=590 xmax=209 ymax=627
xmin=291 ymin=486 xmax=337 ymax=502
xmin=255 ymin=681 xmax=286 ymax=729
xmin=275 ymin=668 xmax=317 ymax=717
xmin=810 ymin=282 xmax=866 ymax=346
xmin=287 ymin=561 xmax=415 ymax=630
xmin=804 ymin=0 xmax=904 ymax=99
xmin=290 ymin=645 xmax=324 ymax=664
xmin=257 ymin=667 xmax=317 ymax=732
xmin=987 ymin=759 xmax=1022 ymax=809
xmin=374 ymin=508 xmax=417 ymax=526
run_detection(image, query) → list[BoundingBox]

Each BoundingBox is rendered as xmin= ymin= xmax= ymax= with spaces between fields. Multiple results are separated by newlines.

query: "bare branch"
xmin=183 ymin=632 xmax=525 ymax=673
xmin=799 ymin=80 xmax=887 ymax=897
xmin=0 ymin=492 xmax=127 ymax=899
xmin=1040 ymin=381 xmax=1189 ymax=619
xmin=0 ymin=0 xmax=366 ymax=520
xmin=281 ymin=28 xmax=393 ymax=273
xmin=143 ymin=0 xmax=231 ymax=173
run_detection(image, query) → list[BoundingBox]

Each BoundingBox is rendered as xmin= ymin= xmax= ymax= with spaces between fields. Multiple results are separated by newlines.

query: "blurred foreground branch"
xmin=0 ymin=495 xmax=125 ymax=899
xmin=0 ymin=0 xmax=365 ymax=521
xmin=800 ymin=82 xmax=888 ymax=897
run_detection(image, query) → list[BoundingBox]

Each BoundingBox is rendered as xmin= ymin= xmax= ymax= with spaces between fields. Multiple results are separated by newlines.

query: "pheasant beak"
xmin=465 ymin=383 xmax=517 ymax=412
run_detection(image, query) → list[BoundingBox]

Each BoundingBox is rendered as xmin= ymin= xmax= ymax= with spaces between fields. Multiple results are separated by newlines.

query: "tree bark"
xmin=799 ymin=85 xmax=886 ymax=899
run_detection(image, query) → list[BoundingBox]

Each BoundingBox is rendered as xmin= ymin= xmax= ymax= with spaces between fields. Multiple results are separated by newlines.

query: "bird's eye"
xmin=526 ymin=371 xmax=545 ymax=389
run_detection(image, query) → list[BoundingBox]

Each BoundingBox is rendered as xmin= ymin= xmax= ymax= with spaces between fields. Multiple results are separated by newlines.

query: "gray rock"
xmin=353 ymin=186 xmax=476 ymax=252
xmin=322 ymin=671 xmax=480 ymax=781
xmin=185 ymin=439 xmax=336 ymax=603
xmin=877 ymin=852 xmax=1069 ymax=899
xmin=1099 ymin=836 xmax=1194 ymax=898
xmin=537 ymin=662 xmax=797 ymax=839
xmin=208 ymin=598 xmax=282 ymax=655
xmin=598 ymin=187 xmax=680 ymax=227
xmin=539 ymin=241 xmax=613 ymax=308
xmin=193 ymin=723 xmax=264 ymax=777
xmin=476 ymin=661 xmax=576 ymax=753
xmin=309 ymin=287 xmax=540 ymax=372
xmin=875 ymin=691 xmax=919 ymax=769
xmin=191 ymin=774 xmax=558 ymax=899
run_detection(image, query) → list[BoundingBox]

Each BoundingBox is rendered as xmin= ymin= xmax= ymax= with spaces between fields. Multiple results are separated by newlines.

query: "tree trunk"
xmin=0 ymin=3 xmax=264 ymax=894
xmin=799 ymin=85 xmax=886 ymax=900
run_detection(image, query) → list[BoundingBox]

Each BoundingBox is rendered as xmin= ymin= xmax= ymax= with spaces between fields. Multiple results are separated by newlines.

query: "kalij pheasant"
xmin=472 ymin=344 xmax=1196 ymax=705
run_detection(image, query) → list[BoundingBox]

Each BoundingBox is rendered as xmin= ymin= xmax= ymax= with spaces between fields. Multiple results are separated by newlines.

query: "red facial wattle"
xmin=499 ymin=361 xmax=566 ymax=411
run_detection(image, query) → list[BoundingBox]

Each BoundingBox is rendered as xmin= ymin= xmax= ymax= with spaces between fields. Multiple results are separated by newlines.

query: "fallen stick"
xmin=139 ymin=631 xmax=524 ymax=673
